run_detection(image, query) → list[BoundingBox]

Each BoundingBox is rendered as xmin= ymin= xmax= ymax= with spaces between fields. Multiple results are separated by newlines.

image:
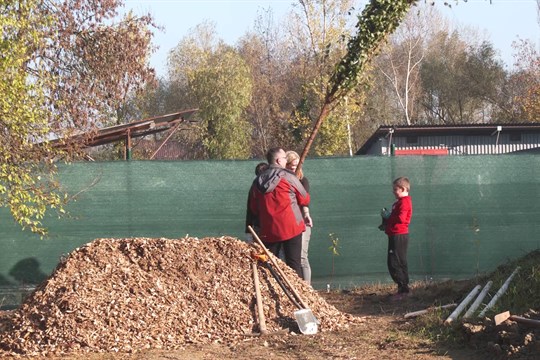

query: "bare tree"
xmin=537 ymin=0 xmax=540 ymax=26
xmin=238 ymin=9 xmax=291 ymax=158
xmin=376 ymin=4 xmax=442 ymax=124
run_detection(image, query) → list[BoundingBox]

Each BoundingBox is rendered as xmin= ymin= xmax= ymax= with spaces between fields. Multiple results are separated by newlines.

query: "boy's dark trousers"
xmin=387 ymin=234 xmax=409 ymax=293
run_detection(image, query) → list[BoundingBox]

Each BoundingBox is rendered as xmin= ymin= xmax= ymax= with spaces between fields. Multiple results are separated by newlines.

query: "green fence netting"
xmin=0 ymin=155 xmax=539 ymax=295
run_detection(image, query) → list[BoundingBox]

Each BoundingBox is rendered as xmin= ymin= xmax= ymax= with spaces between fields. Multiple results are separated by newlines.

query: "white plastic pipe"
xmin=478 ymin=266 xmax=520 ymax=318
xmin=463 ymin=281 xmax=492 ymax=319
xmin=444 ymin=285 xmax=481 ymax=325
xmin=404 ymin=303 xmax=457 ymax=319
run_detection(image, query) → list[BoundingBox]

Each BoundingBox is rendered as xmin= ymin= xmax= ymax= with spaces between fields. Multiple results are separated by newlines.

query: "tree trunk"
xmin=296 ymin=101 xmax=332 ymax=175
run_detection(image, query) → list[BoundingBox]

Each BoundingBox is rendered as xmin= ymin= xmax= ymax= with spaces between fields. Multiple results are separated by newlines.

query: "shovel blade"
xmin=294 ymin=308 xmax=318 ymax=334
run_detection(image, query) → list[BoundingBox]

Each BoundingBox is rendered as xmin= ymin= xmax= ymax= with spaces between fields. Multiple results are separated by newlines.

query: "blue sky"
xmin=437 ymin=0 xmax=540 ymax=67
xmin=124 ymin=0 xmax=540 ymax=77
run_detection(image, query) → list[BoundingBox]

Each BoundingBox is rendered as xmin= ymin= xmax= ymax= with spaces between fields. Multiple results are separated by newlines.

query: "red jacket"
xmin=385 ymin=196 xmax=412 ymax=236
xmin=249 ymin=165 xmax=310 ymax=242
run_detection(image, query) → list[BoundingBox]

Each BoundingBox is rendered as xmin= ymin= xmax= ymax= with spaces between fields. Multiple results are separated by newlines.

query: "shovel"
xmin=251 ymin=251 xmax=302 ymax=309
xmin=248 ymin=226 xmax=318 ymax=334
xmin=243 ymin=261 xmax=289 ymax=337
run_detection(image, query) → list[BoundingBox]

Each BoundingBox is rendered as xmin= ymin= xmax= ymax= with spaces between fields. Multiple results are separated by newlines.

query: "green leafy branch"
xmin=297 ymin=0 xmax=417 ymax=174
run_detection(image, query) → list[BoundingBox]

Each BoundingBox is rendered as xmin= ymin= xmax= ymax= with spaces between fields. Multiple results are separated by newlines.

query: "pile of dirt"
xmin=0 ymin=237 xmax=359 ymax=357
xmin=462 ymin=309 xmax=540 ymax=359
xmin=457 ymin=251 xmax=540 ymax=359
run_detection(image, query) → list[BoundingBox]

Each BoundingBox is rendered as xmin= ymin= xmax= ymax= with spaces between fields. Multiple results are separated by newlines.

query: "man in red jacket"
xmin=249 ymin=147 xmax=310 ymax=278
xmin=383 ymin=176 xmax=413 ymax=300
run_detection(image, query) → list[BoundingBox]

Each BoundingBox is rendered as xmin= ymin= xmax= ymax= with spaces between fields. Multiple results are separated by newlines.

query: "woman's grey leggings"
xmin=301 ymin=226 xmax=312 ymax=284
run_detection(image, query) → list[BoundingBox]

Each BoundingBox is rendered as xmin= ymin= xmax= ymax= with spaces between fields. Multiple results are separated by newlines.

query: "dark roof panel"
xmin=356 ymin=123 xmax=540 ymax=155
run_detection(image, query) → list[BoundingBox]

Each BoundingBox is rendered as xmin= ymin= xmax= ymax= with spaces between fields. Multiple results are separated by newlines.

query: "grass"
xmin=487 ymin=250 xmax=540 ymax=314
xmin=326 ymin=250 xmax=540 ymax=356
xmin=406 ymin=249 xmax=540 ymax=351
xmin=407 ymin=307 xmax=464 ymax=346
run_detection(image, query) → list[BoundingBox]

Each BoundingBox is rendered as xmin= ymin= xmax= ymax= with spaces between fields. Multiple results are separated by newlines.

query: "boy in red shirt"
xmin=382 ymin=177 xmax=413 ymax=299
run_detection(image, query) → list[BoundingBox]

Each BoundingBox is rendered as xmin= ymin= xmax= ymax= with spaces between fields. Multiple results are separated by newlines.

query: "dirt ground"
xmin=57 ymin=288 xmax=537 ymax=360
xmin=155 ymin=284 xmax=490 ymax=360
xmin=1 ymin=237 xmax=537 ymax=360
xmin=6 ymin=283 xmax=495 ymax=360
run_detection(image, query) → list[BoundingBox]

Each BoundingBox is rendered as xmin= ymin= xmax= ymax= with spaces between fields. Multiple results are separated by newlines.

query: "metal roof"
xmin=356 ymin=123 xmax=540 ymax=155
xmin=50 ymin=109 xmax=199 ymax=149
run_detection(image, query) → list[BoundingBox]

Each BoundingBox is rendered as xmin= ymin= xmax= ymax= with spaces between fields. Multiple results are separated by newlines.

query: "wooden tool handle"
xmin=248 ymin=226 xmax=309 ymax=309
xmin=510 ymin=315 xmax=540 ymax=327
xmin=252 ymin=261 xmax=267 ymax=334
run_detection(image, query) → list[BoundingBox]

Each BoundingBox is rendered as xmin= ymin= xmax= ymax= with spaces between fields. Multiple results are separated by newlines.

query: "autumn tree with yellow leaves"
xmin=1 ymin=0 xmax=157 ymax=234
